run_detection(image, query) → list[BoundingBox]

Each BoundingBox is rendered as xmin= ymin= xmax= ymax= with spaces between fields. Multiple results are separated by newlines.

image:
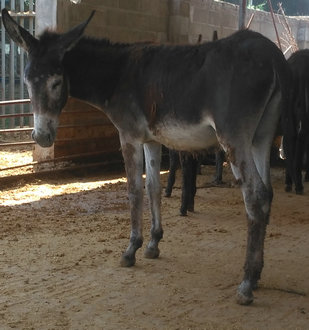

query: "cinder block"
xmin=188 ymin=22 xmax=205 ymax=37
xmin=190 ymin=0 xmax=212 ymax=9
xmin=119 ymin=0 xmax=140 ymax=11
xmin=88 ymin=0 xmax=119 ymax=8
xmin=140 ymin=0 xmax=168 ymax=16
xmin=192 ymin=8 xmax=208 ymax=23
xmin=221 ymin=26 xmax=237 ymax=38
xmin=149 ymin=15 xmax=168 ymax=33
xmin=220 ymin=10 xmax=238 ymax=29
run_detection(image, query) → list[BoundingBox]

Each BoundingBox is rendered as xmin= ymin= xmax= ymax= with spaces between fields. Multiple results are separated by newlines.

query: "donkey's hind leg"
xmin=234 ymin=89 xmax=281 ymax=304
xmin=143 ymin=142 xmax=163 ymax=259
xmin=227 ymin=143 xmax=272 ymax=305
xmin=165 ymin=149 xmax=179 ymax=197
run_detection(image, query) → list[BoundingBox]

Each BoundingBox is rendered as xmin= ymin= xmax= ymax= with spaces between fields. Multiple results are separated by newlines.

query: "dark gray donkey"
xmin=284 ymin=49 xmax=309 ymax=194
xmin=2 ymin=9 xmax=290 ymax=305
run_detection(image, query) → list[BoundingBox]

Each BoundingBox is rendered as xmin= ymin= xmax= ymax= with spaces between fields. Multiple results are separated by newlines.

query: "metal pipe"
xmin=0 ymin=141 xmax=35 ymax=148
xmin=238 ymin=0 xmax=247 ymax=30
xmin=0 ymin=113 xmax=33 ymax=119
xmin=0 ymin=150 xmax=122 ymax=171
xmin=246 ymin=13 xmax=255 ymax=29
xmin=9 ymin=0 xmax=15 ymax=128
xmin=0 ymin=127 xmax=32 ymax=133
xmin=1 ymin=0 xmax=6 ymax=124
xmin=0 ymin=98 xmax=30 ymax=106
xmin=19 ymin=0 xmax=25 ymax=127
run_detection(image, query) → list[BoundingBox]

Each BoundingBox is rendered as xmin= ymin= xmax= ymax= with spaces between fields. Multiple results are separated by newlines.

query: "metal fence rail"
xmin=0 ymin=0 xmax=35 ymax=129
xmin=0 ymin=98 xmax=34 ymax=147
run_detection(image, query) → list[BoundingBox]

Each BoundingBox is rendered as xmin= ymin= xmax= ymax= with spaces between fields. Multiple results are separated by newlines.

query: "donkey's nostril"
xmin=47 ymin=133 xmax=52 ymax=144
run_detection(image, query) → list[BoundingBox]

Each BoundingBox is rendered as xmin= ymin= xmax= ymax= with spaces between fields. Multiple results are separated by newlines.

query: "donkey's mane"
xmin=36 ymin=30 xmax=132 ymax=57
xmin=77 ymin=35 xmax=131 ymax=50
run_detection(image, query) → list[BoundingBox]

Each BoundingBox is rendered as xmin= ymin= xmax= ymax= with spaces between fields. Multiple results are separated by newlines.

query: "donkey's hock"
xmin=2 ymin=8 xmax=291 ymax=305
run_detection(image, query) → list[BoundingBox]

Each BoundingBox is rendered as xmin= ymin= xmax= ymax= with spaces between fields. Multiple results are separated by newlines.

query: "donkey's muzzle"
xmin=32 ymin=129 xmax=55 ymax=148
xmin=32 ymin=114 xmax=58 ymax=148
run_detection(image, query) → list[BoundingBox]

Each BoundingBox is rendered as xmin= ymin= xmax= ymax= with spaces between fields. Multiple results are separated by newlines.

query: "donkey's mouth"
xmin=31 ymin=129 xmax=55 ymax=148
xmin=32 ymin=114 xmax=58 ymax=148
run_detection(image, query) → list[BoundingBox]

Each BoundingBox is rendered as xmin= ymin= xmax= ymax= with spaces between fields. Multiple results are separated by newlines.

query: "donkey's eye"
xmin=52 ymin=80 xmax=62 ymax=90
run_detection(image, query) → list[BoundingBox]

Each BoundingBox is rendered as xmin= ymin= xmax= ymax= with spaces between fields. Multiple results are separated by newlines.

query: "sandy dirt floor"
xmin=0 ymin=153 xmax=308 ymax=329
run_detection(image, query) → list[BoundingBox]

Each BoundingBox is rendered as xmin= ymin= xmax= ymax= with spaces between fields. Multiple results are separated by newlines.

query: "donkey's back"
xmin=116 ymin=30 xmax=289 ymax=154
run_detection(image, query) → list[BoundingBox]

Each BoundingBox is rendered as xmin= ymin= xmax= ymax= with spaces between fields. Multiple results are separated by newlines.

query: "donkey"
xmin=2 ymin=9 xmax=290 ymax=305
xmin=165 ymin=149 xmax=199 ymax=216
xmin=283 ymin=49 xmax=309 ymax=194
xmin=165 ymin=148 xmax=225 ymax=216
xmin=164 ymin=30 xmax=225 ymax=217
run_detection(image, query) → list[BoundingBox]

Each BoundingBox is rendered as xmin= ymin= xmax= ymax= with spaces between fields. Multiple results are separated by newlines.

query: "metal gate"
xmin=0 ymin=0 xmax=35 ymax=134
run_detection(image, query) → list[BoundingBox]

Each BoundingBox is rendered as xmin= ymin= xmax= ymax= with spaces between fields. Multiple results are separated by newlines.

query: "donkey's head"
xmin=1 ymin=9 xmax=94 ymax=147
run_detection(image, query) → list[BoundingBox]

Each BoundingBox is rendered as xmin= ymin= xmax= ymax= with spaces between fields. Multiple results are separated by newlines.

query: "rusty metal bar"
xmin=0 ymin=127 xmax=32 ymax=133
xmin=0 ymin=11 xmax=36 ymax=18
xmin=267 ymin=0 xmax=282 ymax=50
xmin=0 ymin=141 xmax=35 ymax=148
xmin=0 ymin=150 xmax=121 ymax=172
xmin=0 ymin=113 xmax=33 ymax=119
xmin=0 ymin=122 xmax=107 ymax=131
xmin=246 ymin=13 xmax=255 ymax=29
xmin=0 ymin=160 xmax=124 ymax=188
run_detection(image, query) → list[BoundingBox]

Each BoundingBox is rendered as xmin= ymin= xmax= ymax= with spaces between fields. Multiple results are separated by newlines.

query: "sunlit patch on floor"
xmin=0 ymin=171 xmax=169 ymax=206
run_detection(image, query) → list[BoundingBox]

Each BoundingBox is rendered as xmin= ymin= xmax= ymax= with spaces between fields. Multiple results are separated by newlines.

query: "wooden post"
xmin=238 ymin=0 xmax=247 ymax=30
xmin=33 ymin=1 xmax=58 ymax=161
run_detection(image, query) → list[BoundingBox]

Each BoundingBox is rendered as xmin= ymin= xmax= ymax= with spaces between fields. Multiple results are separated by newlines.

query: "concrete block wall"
xmin=56 ymin=0 xmax=169 ymax=43
xmin=170 ymin=0 xmax=239 ymax=44
xmin=169 ymin=0 xmax=309 ymax=51
xmin=36 ymin=0 xmax=309 ymax=50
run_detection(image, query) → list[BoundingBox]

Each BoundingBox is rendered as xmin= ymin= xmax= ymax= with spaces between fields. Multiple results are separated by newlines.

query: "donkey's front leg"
xmin=143 ymin=142 xmax=163 ymax=259
xmin=120 ymin=140 xmax=144 ymax=267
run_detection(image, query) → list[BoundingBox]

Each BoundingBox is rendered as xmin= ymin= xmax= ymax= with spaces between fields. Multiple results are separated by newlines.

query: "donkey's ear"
xmin=1 ymin=8 xmax=38 ymax=52
xmin=58 ymin=10 xmax=95 ymax=54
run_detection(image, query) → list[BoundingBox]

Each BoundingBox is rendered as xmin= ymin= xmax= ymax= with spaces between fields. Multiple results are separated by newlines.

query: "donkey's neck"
xmin=63 ymin=37 xmax=130 ymax=107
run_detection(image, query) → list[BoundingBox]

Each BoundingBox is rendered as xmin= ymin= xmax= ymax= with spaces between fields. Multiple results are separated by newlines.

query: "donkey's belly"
xmin=151 ymin=119 xmax=218 ymax=151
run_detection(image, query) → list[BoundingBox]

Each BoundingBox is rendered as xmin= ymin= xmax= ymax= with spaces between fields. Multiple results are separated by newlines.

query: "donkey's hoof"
xmin=144 ymin=246 xmax=160 ymax=259
xmin=120 ymin=253 xmax=136 ymax=267
xmin=180 ymin=208 xmax=188 ymax=216
xmin=285 ymin=185 xmax=292 ymax=192
xmin=295 ymin=189 xmax=304 ymax=195
xmin=187 ymin=205 xmax=194 ymax=212
xmin=236 ymin=281 xmax=254 ymax=305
